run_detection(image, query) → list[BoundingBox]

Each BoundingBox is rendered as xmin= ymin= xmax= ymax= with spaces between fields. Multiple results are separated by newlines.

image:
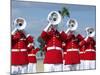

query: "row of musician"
xmin=11 ymin=11 xmax=96 ymax=74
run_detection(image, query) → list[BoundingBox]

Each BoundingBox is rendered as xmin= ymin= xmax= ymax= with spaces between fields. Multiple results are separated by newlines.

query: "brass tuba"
xmin=12 ymin=17 xmax=26 ymax=34
xmin=47 ymin=11 xmax=62 ymax=25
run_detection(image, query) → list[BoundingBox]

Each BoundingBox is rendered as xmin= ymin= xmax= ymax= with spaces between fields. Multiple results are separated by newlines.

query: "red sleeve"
xmin=35 ymin=48 xmax=39 ymax=53
xmin=87 ymin=37 xmax=95 ymax=46
xmin=29 ymin=48 xmax=39 ymax=54
xmin=27 ymin=43 xmax=35 ymax=52
xmin=67 ymin=33 xmax=75 ymax=40
xmin=60 ymin=31 xmax=67 ymax=42
xmin=76 ymin=34 xmax=84 ymax=42
xmin=12 ymin=31 xmax=21 ymax=40
xmin=26 ymin=35 xmax=33 ymax=43
xmin=40 ymin=31 xmax=49 ymax=42
xmin=79 ymin=40 xmax=86 ymax=47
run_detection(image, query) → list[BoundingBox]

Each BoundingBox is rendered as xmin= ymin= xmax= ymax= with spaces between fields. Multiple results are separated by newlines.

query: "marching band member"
xmin=40 ymin=11 xmax=64 ymax=72
xmin=79 ymin=27 xmax=96 ymax=69
xmin=61 ymin=19 xmax=80 ymax=71
xmin=77 ymin=34 xmax=85 ymax=70
xmin=11 ymin=17 xmax=33 ymax=74
xmin=27 ymin=41 xmax=39 ymax=73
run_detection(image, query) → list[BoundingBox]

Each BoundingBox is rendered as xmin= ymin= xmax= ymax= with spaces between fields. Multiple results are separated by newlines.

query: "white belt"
xmin=85 ymin=49 xmax=95 ymax=52
xmin=28 ymin=54 xmax=36 ymax=56
xmin=12 ymin=49 xmax=27 ymax=52
xmin=80 ymin=51 xmax=84 ymax=54
xmin=47 ymin=46 xmax=62 ymax=51
xmin=67 ymin=49 xmax=79 ymax=52
xmin=64 ymin=52 xmax=67 ymax=54
xmin=20 ymin=39 xmax=26 ymax=40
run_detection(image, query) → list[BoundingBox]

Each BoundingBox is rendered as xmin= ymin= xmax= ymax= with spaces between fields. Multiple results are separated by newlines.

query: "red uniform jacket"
xmin=28 ymin=47 xmax=39 ymax=63
xmin=77 ymin=34 xmax=86 ymax=60
xmin=41 ymin=29 xmax=63 ymax=64
xmin=79 ymin=45 xmax=86 ymax=60
xmin=61 ymin=31 xmax=80 ymax=65
xmin=11 ymin=30 xmax=33 ymax=65
xmin=80 ymin=37 xmax=96 ymax=60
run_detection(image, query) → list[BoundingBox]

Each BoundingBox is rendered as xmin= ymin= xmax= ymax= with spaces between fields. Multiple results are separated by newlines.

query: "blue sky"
xmin=11 ymin=0 xmax=96 ymax=47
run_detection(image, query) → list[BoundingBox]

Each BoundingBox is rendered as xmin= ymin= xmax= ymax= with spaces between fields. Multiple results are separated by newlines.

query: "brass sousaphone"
xmin=47 ymin=11 xmax=62 ymax=25
xmin=12 ymin=17 xmax=26 ymax=34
